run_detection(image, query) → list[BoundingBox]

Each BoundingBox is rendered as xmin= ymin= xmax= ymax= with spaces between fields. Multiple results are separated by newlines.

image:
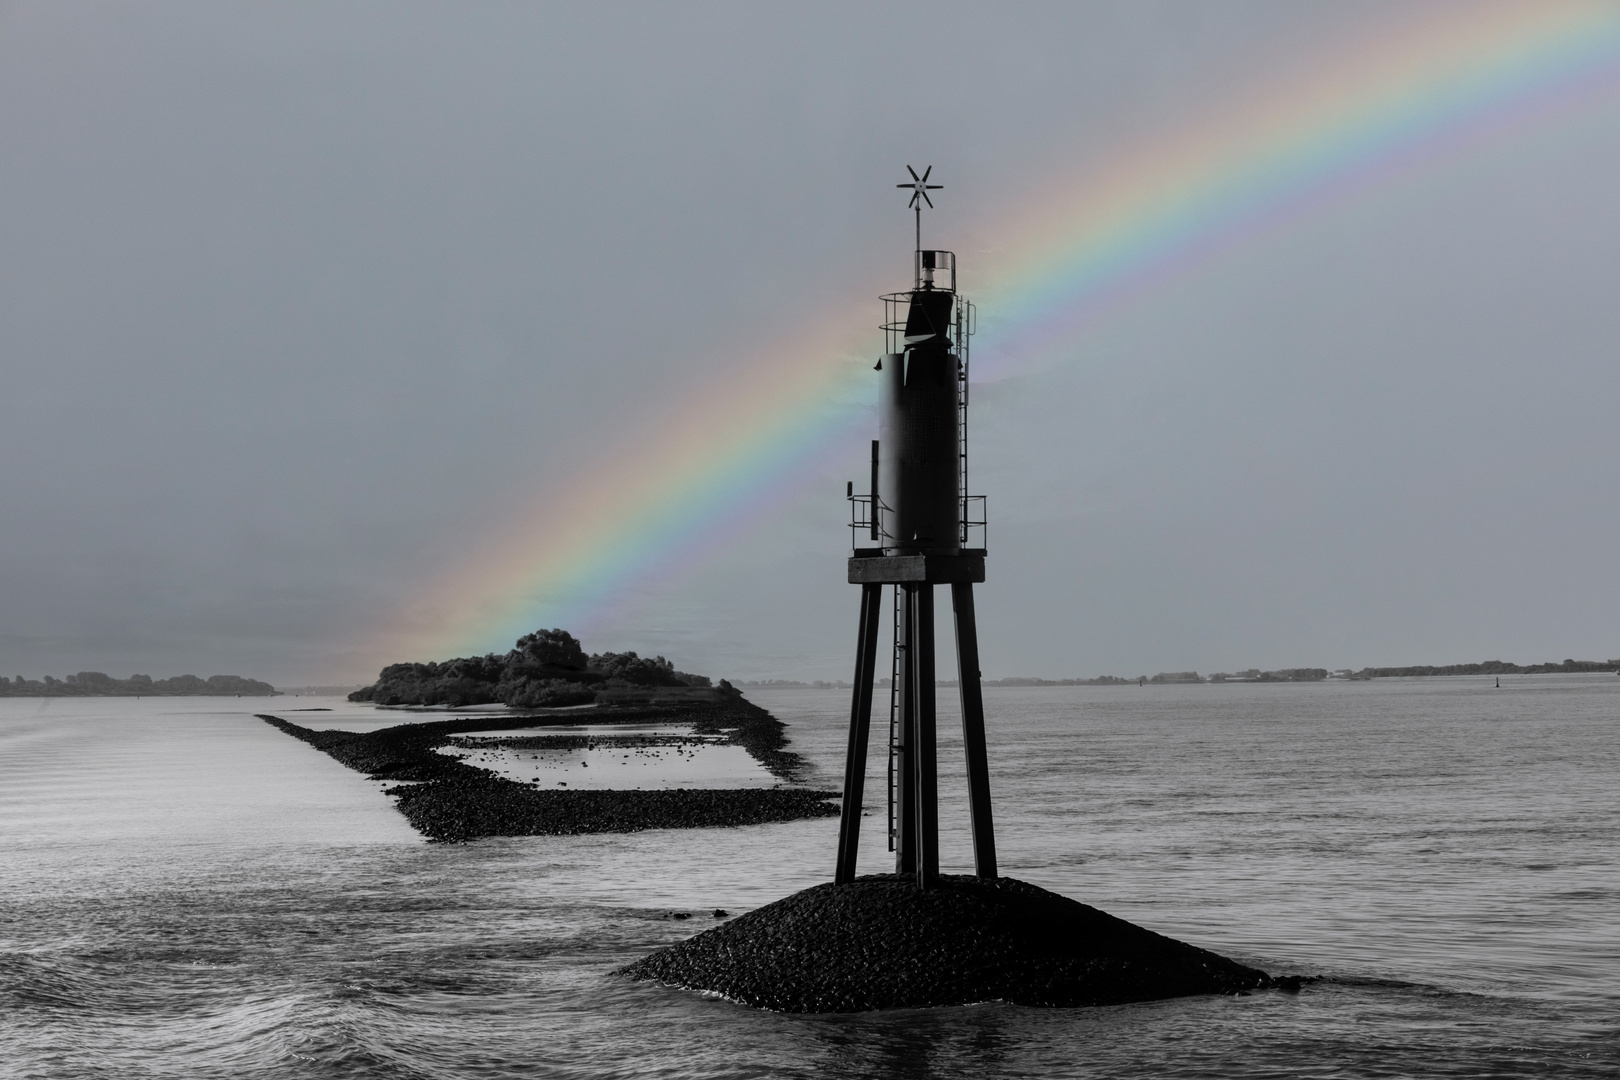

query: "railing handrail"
xmin=847 ymin=491 xmax=987 ymax=554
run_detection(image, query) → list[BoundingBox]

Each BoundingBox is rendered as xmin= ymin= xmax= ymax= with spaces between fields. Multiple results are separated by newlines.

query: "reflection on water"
xmin=1 ymin=678 xmax=1617 ymax=1078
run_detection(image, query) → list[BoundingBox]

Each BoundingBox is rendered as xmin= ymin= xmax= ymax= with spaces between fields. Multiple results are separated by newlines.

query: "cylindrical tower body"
xmin=878 ymin=291 xmax=960 ymax=555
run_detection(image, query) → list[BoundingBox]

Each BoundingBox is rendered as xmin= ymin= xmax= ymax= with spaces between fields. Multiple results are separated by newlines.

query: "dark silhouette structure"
xmin=622 ymin=174 xmax=1286 ymax=1013
xmin=836 ymin=168 xmax=995 ymax=890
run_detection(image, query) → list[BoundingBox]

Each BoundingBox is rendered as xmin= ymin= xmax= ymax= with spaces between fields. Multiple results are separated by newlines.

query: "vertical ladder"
xmin=886 ymin=584 xmax=903 ymax=852
xmin=958 ymin=378 xmax=968 ymax=541
xmin=956 ymin=300 xmax=973 ymax=544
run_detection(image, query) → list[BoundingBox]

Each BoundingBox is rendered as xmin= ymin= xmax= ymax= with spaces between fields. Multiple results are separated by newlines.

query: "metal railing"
xmin=847 ymin=492 xmax=986 ymax=552
xmin=960 ymin=494 xmax=987 ymax=550
xmin=847 ymin=492 xmax=883 ymax=550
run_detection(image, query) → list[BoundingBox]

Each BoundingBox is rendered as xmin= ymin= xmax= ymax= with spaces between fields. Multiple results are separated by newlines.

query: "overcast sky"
xmin=2 ymin=1 xmax=1617 ymax=686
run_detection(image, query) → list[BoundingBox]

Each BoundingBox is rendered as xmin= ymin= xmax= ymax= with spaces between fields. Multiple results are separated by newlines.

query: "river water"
xmin=1 ymin=677 xmax=1615 ymax=1078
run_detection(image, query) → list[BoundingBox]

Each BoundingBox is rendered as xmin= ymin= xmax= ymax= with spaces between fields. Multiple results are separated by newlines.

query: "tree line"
xmin=989 ymin=659 xmax=1619 ymax=685
xmin=0 ymin=672 xmax=278 ymax=696
xmin=1350 ymin=659 xmax=1620 ymax=678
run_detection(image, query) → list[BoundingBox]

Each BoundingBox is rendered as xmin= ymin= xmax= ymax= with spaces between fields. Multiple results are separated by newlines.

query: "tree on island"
xmin=348 ymin=628 xmax=718 ymax=708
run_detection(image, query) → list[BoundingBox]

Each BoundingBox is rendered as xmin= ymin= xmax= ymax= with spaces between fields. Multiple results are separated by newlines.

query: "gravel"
xmin=622 ymin=873 xmax=1279 ymax=1012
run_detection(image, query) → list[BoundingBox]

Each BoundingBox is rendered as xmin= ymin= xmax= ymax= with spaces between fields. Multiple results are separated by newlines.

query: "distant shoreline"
xmin=0 ymin=672 xmax=279 ymax=697
xmin=739 ymin=662 xmax=1620 ymax=689
xmin=0 ymin=691 xmax=282 ymax=698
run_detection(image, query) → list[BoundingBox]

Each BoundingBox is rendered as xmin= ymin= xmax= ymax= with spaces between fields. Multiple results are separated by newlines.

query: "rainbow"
xmin=361 ymin=1 xmax=1620 ymax=669
xmin=976 ymin=2 xmax=1620 ymax=375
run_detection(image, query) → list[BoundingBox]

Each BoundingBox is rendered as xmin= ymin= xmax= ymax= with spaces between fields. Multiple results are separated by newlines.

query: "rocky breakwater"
xmin=260 ymin=690 xmax=839 ymax=842
xmin=623 ymin=874 xmax=1291 ymax=1012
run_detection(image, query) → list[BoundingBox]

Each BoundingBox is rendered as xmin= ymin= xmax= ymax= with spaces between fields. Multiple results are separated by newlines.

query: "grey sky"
xmin=1 ymin=1 xmax=1615 ymax=685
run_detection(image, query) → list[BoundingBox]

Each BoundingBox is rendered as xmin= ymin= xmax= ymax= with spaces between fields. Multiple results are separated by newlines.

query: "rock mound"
xmin=622 ymin=874 xmax=1271 ymax=1012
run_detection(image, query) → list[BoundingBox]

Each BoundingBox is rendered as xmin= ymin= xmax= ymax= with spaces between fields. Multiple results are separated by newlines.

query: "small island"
xmin=346 ymin=627 xmax=722 ymax=708
xmin=1 ymin=672 xmax=278 ymax=697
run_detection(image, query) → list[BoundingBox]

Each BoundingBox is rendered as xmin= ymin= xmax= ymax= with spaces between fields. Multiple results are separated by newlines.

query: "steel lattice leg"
xmin=835 ymin=584 xmax=883 ymax=885
xmin=951 ymin=581 xmax=997 ymax=879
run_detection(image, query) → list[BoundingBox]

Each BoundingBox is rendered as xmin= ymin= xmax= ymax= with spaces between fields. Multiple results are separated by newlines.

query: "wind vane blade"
xmin=899 ymin=166 xmax=942 ymax=211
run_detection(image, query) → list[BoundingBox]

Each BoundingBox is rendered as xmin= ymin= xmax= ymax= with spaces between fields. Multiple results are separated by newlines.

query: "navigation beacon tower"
xmin=836 ymin=167 xmax=994 ymax=891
